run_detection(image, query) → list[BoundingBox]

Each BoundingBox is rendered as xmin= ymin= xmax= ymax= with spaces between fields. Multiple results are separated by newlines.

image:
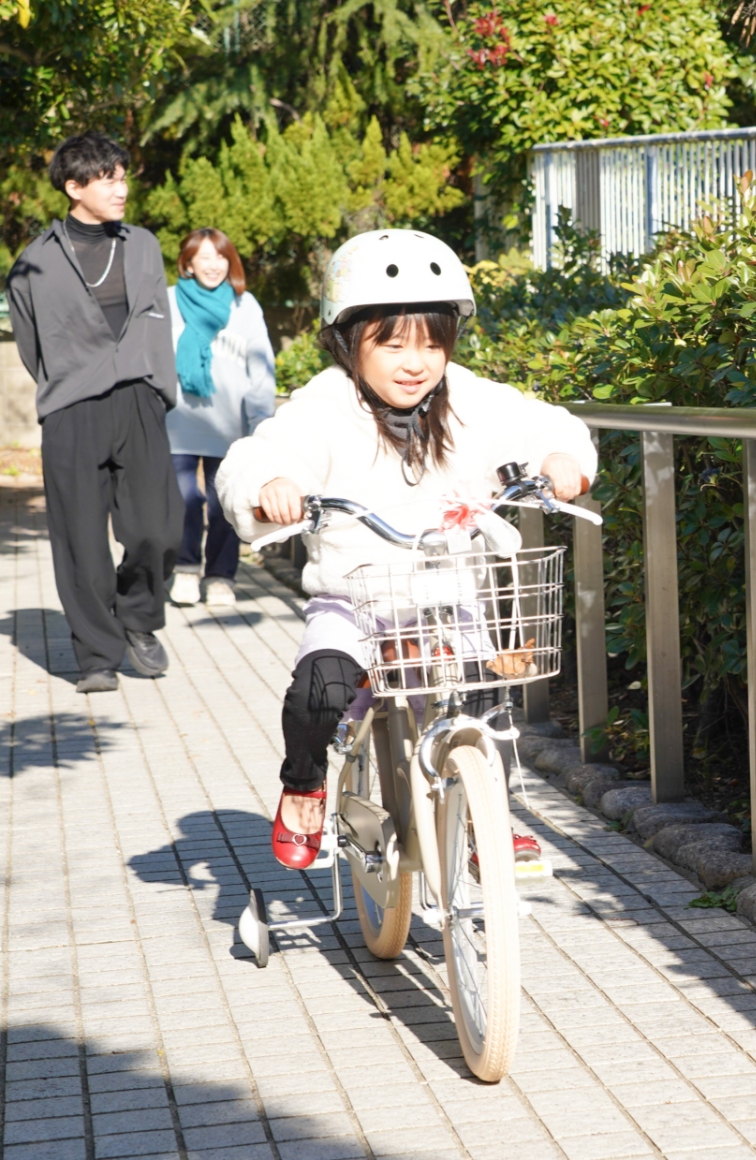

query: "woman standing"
xmin=167 ymin=227 xmax=275 ymax=607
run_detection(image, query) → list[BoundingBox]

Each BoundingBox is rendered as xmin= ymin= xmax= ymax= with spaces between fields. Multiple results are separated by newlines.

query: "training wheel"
xmin=239 ymin=888 xmax=269 ymax=967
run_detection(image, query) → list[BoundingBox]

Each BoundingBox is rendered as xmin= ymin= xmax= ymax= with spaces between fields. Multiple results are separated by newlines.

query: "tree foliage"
xmin=143 ymin=113 xmax=463 ymax=298
xmin=144 ymin=0 xmax=445 ymax=153
xmin=416 ymin=0 xmax=736 ymax=195
xmin=0 ymin=0 xmax=202 ymax=160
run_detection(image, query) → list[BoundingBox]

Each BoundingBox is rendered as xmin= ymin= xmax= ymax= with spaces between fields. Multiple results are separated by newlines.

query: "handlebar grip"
xmin=580 ymin=476 xmax=590 ymax=496
xmin=253 ymin=506 xmax=272 ymax=523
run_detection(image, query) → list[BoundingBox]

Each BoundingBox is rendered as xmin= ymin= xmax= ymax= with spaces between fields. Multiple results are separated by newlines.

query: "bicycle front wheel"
xmin=437 ymin=745 xmax=520 ymax=1082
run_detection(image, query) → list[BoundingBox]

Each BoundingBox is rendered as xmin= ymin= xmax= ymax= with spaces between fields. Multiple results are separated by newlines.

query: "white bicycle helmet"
xmin=321 ymin=229 xmax=476 ymax=326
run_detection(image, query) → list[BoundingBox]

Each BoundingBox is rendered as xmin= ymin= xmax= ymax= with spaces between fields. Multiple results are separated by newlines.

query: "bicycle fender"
xmin=410 ymin=750 xmax=442 ymax=907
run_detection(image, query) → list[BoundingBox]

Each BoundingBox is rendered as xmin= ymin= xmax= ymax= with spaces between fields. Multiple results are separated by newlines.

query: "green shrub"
xmin=275 ymin=322 xmax=332 ymax=395
xmin=462 ymin=189 xmax=756 ymax=758
xmin=144 ymin=114 xmax=464 ymax=297
xmin=417 ymin=0 xmax=735 ymax=198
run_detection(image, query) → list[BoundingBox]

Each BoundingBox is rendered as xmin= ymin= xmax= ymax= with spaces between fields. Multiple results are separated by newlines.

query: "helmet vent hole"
xmin=386 ymin=264 xmax=399 ymax=278
xmin=430 ymin=262 xmax=441 ymax=275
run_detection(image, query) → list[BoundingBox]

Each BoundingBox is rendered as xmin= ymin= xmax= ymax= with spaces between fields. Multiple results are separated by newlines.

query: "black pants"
xmin=280 ymin=649 xmax=505 ymax=791
xmin=42 ymin=382 xmax=185 ymax=674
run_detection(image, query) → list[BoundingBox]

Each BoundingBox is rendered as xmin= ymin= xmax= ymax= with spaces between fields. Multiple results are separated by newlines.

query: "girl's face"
xmin=185 ymin=238 xmax=230 ymax=290
xmin=358 ymin=318 xmax=447 ymax=409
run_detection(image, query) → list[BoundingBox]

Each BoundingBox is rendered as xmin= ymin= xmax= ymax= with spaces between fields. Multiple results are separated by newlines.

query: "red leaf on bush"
xmin=544 ymin=13 xmax=558 ymax=26
xmin=638 ymin=3 xmax=651 ymax=11
xmin=489 ymin=41 xmax=510 ymax=65
xmin=704 ymin=71 xmax=713 ymax=90
xmin=467 ymin=47 xmax=490 ymax=69
xmin=473 ymin=14 xmax=499 ymax=37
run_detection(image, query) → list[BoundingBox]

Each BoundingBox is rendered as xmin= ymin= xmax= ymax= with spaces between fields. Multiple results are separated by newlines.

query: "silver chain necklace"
xmin=63 ymin=223 xmax=117 ymax=288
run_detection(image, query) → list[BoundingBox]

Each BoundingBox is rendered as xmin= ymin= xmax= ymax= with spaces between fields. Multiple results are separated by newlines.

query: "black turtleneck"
xmin=65 ymin=215 xmax=128 ymax=340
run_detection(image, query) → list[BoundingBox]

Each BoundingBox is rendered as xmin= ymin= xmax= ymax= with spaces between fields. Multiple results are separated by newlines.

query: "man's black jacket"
xmin=7 ymin=219 xmax=177 ymax=418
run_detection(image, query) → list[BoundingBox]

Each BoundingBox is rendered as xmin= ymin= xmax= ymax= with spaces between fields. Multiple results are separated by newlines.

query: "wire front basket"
xmin=346 ymin=546 xmax=565 ymax=698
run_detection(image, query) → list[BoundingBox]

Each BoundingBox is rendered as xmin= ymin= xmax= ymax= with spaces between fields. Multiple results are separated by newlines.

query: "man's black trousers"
xmin=42 ymin=382 xmax=185 ymax=675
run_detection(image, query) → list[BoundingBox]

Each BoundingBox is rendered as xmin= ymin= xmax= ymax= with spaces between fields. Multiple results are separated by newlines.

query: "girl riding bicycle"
xmin=217 ymin=229 xmax=596 ymax=870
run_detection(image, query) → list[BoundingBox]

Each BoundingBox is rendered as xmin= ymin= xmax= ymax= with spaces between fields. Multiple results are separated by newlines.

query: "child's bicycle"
xmin=239 ymin=463 xmax=600 ymax=1082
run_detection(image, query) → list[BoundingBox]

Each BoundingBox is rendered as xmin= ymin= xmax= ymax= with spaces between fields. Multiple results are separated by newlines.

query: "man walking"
xmin=7 ymin=132 xmax=184 ymax=693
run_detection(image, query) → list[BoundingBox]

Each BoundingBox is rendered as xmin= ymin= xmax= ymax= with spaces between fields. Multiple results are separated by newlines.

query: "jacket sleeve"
xmin=6 ymin=255 xmax=40 ymax=382
xmin=482 ymin=381 xmax=597 ymax=483
xmin=216 ymin=384 xmax=330 ymax=542
xmin=148 ymin=235 xmax=178 ymax=409
xmin=241 ymin=298 xmax=276 ymax=436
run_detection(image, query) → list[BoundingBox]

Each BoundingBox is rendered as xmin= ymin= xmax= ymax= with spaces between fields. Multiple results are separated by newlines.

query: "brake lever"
xmin=532 ymin=476 xmax=560 ymax=514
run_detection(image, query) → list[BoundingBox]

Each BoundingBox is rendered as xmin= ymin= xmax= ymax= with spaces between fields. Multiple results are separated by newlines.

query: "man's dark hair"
xmin=49 ymin=132 xmax=130 ymax=193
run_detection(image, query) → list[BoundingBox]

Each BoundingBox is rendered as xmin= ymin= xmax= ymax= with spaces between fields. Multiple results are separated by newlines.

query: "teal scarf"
xmin=175 ymin=277 xmax=235 ymax=398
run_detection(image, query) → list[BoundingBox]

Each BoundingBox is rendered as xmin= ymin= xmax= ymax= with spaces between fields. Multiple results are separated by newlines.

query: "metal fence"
xmin=523 ymin=401 xmax=756 ymax=873
xmin=531 ymin=126 xmax=756 ymax=270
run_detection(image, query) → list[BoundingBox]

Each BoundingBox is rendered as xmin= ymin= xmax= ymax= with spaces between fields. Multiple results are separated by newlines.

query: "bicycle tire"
xmin=352 ymin=866 xmax=413 ymax=958
xmin=437 ymin=745 xmax=520 ymax=1081
xmin=347 ymin=721 xmax=413 ymax=959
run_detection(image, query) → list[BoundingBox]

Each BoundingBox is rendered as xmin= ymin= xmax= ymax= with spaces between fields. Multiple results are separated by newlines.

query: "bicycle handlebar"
xmin=252 ymin=463 xmax=590 ymax=530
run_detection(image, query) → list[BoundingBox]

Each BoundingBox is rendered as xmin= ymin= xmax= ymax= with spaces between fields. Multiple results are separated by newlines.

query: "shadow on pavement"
xmin=0 ymin=711 xmax=124 ymax=777
xmin=0 ymin=485 xmax=46 ymax=555
xmin=129 ymin=808 xmax=471 ymax=1078
xmin=0 ymin=1020 xmax=366 ymax=1157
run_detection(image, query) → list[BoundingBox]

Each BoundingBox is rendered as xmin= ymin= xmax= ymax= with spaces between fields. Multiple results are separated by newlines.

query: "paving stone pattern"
xmin=1 ymin=485 xmax=756 ymax=1160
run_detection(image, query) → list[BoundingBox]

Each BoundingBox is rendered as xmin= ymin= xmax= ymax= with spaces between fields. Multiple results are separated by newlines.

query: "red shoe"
xmin=513 ymin=833 xmax=542 ymax=863
xmin=271 ymin=783 xmax=327 ymax=869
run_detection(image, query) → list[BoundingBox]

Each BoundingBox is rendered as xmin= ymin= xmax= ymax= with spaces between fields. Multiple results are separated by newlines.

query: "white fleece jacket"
xmin=216 ymin=362 xmax=597 ymax=598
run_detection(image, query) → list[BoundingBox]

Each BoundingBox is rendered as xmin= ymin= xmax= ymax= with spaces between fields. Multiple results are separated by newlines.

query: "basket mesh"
xmin=346 ymin=546 xmax=565 ymax=697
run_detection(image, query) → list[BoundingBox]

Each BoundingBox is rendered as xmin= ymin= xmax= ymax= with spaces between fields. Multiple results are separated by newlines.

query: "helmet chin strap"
xmin=392 ymin=380 xmax=443 ymax=487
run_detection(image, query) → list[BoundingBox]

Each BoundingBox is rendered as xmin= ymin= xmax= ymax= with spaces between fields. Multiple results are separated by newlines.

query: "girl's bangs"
xmin=364 ymin=304 xmax=457 ymax=360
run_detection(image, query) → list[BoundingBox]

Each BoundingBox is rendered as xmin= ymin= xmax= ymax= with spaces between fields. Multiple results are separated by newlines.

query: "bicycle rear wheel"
xmin=437 ymin=745 xmax=520 ymax=1081
xmin=353 ymin=870 xmax=413 ymax=958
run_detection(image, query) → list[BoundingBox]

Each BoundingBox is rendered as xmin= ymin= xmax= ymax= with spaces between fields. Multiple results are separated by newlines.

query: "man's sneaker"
xmin=76 ymin=669 xmax=118 ymax=694
xmin=169 ymin=572 xmax=200 ymax=606
xmin=203 ymin=577 xmax=236 ymax=607
xmin=513 ymin=833 xmax=542 ymax=862
xmin=124 ymin=630 xmax=169 ymax=677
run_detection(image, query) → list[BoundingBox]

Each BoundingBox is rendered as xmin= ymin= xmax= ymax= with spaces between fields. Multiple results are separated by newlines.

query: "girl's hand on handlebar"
xmin=540 ymin=453 xmax=585 ymax=501
xmin=257 ymin=477 xmax=304 ymax=525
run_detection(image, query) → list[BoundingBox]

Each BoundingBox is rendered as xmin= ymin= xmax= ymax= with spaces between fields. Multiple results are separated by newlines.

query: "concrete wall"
xmin=0 ymin=339 xmax=39 ymax=448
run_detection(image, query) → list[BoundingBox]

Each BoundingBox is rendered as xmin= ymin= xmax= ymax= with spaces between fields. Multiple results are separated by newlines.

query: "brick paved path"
xmin=2 ymin=485 xmax=756 ymax=1160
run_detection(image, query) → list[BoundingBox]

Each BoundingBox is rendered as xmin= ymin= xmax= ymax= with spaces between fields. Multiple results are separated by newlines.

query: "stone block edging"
xmin=518 ymin=720 xmax=755 ymax=914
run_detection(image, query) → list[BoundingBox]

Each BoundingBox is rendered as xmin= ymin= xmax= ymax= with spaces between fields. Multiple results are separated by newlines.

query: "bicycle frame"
xmin=337 ymin=687 xmax=512 ymax=923
xmin=242 ymin=462 xmax=596 ymax=941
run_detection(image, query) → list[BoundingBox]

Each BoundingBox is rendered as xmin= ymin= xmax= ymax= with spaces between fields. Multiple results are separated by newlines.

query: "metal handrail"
xmin=533 ymin=399 xmax=756 ymax=871
xmin=565 ymin=401 xmax=756 ymax=438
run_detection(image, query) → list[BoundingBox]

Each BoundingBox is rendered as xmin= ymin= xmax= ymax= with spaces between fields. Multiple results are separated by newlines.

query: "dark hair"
xmin=49 ymin=132 xmax=130 ymax=193
xmin=320 ymin=303 xmax=459 ymax=478
xmin=177 ymin=228 xmax=246 ymax=296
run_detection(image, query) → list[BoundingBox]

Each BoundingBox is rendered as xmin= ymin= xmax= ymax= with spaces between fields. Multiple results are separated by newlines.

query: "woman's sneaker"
xmin=204 ymin=578 xmax=236 ymax=607
xmin=170 ymin=572 xmax=200 ymax=606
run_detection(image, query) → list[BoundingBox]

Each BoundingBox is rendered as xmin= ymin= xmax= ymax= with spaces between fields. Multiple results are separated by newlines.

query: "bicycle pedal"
xmin=514 ymin=858 xmax=553 ymax=879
